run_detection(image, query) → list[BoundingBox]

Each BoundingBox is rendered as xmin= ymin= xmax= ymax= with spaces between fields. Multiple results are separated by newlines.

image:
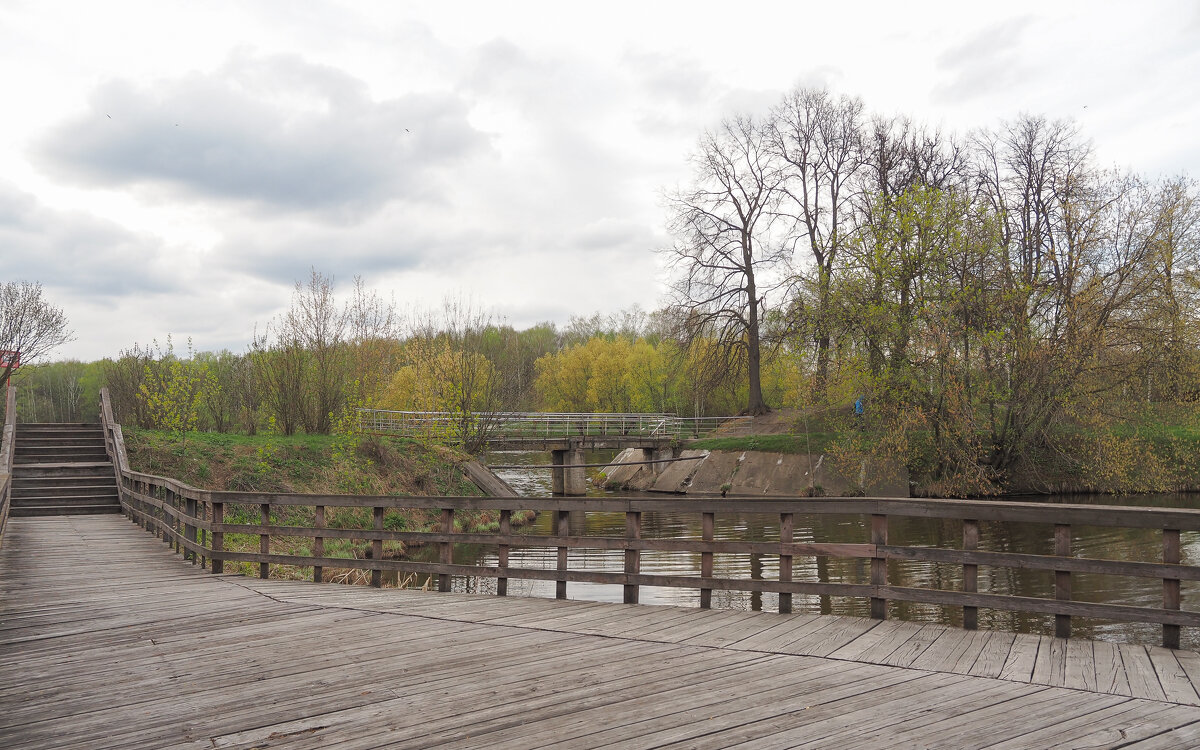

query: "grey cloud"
xmin=573 ymin=218 xmax=655 ymax=251
xmin=933 ymin=17 xmax=1034 ymax=103
xmin=36 ymin=52 xmax=491 ymax=219
xmin=623 ymin=50 xmax=715 ymax=106
xmin=0 ymin=182 xmax=180 ymax=298
xmin=208 ymin=211 xmax=520 ymax=288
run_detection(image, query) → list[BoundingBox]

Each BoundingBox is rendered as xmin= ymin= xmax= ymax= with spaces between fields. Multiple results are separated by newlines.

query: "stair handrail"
xmin=0 ymin=385 xmax=15 ymax=544
xmin=99 ymin=388 xmax=131 ymax=511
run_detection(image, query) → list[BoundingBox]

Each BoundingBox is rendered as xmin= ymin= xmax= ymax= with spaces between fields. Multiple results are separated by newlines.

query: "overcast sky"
xmin=3 ymin=1 xmax=1198 ymax=362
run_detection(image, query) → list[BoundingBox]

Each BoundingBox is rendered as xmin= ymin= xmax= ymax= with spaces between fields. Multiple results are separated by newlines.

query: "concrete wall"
xmin=601 ymin=450 xmax=908 ymax=498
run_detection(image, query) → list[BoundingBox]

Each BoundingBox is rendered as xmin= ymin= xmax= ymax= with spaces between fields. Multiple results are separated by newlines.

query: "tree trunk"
xmin=745 ymin=277 xmax=770 ymax=416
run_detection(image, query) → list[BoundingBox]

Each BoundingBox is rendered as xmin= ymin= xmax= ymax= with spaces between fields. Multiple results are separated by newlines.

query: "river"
xmin=433 ymin=450 xmax=1200 ymax=648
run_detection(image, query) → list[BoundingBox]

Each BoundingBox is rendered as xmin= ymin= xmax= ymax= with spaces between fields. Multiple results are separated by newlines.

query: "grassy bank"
xmin=687 ymin=404 xmax=1200 ymax=497
xmin=123 ymin=428 xmax=531 ymax=581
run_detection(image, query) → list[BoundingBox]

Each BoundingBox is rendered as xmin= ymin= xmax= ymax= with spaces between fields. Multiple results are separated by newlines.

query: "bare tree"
xmin=285 ymin=270 xmax=349 ymax=434
xmin=347 ymin=275 xmax=401 ymax=402
xmin=664 ymin=115 xmax=786 ymax=415
xmin=0 ymin=281 xmax=74 ymax=388
xmin=405 ymin=298 xmax=519 ymax=452
xmin=771 ymin=88 xmax=866 ymax=398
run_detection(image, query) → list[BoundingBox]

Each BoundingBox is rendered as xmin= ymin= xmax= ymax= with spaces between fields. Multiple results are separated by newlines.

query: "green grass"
xmin=123 ymin=428 xmax=484 ymax=497
xmin=688 ymin=432 xmax=840 ymax=455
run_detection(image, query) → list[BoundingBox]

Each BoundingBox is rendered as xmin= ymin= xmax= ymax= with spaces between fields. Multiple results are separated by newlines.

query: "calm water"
xmin=436 ymin=450 xmax=1200 ymax=648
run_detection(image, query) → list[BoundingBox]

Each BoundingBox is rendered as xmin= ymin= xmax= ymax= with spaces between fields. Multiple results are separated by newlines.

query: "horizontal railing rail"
xmin=356 ymin=409 xmax=748 ymax=442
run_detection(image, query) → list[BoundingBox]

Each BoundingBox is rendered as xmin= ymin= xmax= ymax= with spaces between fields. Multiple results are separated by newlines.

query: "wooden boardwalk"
xmin=4 ymin=516 xmax=1200 ymax=749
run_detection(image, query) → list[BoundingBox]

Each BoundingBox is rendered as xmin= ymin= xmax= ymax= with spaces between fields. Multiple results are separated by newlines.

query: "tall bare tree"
xmin=664 ymin=115 xmax=786 ymax=415
xmin=771 ymin=88 xmax=866 ymax=398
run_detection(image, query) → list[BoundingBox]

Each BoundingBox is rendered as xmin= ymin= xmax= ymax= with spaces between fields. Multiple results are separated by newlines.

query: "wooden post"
xmin=313 ymin=505 xmax=324 ymax=583
xmin=136 ymin=479 xmax=145 ymax=530
xmin=172 ymin=489 xmax=181 ymax=552
xmin=184 ymin=495 xmax=197 ymax=564
xmin=439 ymin=508 xmax=453 ymax=592
xmin=259 ymin=503 xmax=270 ymax=580
xmin=963 ymin=519 xmax=979 ymax=630
xmin=779 ymin=512 xmax=793 ymax=614
xmin=1055 ymin=523 xmax=1071 ymax=639
xmin=870 ymin=514 xmax=888 ymax=620
xmin=624 ymin=511 xmax=641 ymax=604
xmin=163 ymin=487 xmax=173 ymax=546
xmin=556 ymin=510 xmax=569 ymax=600
xmin=700 ymin=512 xmax=715 ymax=609
xmin=371 ymin=506 xmax=383 ymax=588
xmin=211 ymin=502 xmax=224 ymax=575
xmin=498 ymin=509 xmax=510 ymax=596
xmin=1164 ymin=528 xmax=1181 ymax=649
xmin=199 ymin=500 xmax=206 ymax=570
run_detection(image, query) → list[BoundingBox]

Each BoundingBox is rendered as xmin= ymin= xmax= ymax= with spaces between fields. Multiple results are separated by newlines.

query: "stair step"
xmin=12 ymin=494 xmax=119 ymax=507
xmin=10 ymin=505 xmax=123 ymax=517
xmin=12 ymin=484 xmax=117 ymax=498
xmin=15 ymin=446 xmax=106 ymax=453
xmin=11 ymin=464 xmax=115 ymax=480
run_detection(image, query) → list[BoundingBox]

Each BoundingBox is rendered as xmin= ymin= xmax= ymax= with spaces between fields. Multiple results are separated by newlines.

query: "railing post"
xmin=199 ymin=501 xmax=207 ymax=570
xmin=439 ymin=508 xmax=453 ymax=592
xmin=160 ymin=486 xmax=170 ymax=544
xmin=1055 ymin=523 xmax=1071 ymax=639
xmin=624 ymin=510 xmax=641 ymax=604
xmin=700 ymin=512 xmax=714 ymax=609
xmin=313 ymin=505 xmax=324 ymax=583
xmin=184 ymin=494 xmax=197 ymax=564
xmin=556 ymin=509 xmax=569 ymax=600
xmin=1164 ymin=528 xmax=1181 ymax=649
xmin=175 ymin=490 xmax=184 ymax=554
xmin=779 ymin=512 xmax=793 ymax=614
xmin=259 ymin=503 xmax=270 ymax=580
xmin=211 ymin=502 xmax=224 ymax=574
xmin=371 ymin=506 xmax=384 ymax=588
xmin=870 ymin=514 xmax=888 ymax=620
xmin=498 ymin=509 xmax=510 ymax=596
xmin=963 ymin=519 xmax=979 ymax=630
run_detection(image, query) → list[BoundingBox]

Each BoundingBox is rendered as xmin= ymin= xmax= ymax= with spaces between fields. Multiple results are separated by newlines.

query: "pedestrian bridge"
xmin=356 ymin=409 xmax=747 ymax=494
xmin=4 ymin=514 xmax=1200 ymax=748
xmin=3 ymin=392 xmax=1200 ymax=746
xmin=356 ymin=409 xmax=744 ymax=449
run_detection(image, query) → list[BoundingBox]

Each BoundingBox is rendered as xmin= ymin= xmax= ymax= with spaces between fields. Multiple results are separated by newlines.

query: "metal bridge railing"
xmin=355 ymin=410 xmax=749 ymax=441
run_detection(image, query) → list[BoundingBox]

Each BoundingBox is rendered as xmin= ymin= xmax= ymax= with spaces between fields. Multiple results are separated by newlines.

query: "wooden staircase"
xmin=9 ymin=423 xmax=121 ymax=516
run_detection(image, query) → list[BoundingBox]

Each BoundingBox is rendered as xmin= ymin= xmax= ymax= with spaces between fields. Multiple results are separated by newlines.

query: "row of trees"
xmin=95 ymin=266 xmax=790 ymax=452
xmin=666 ymin=87 xmax=1199 ymax=490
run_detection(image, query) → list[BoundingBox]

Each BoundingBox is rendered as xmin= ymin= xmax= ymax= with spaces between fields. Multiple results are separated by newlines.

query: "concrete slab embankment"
xmin=461 ymin=460 xmax=519 ymax=497
xmin=600 ymin=448 xmax=710 ymax=492
xmin=601 ymin=449 xmax=908 ymax=497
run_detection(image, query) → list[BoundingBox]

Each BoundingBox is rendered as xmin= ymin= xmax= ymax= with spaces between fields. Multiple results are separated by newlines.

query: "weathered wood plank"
xmin=999 ymin=632 xmax=1043 ymax=682
xmin=5 ymin=514 xmax=1200 ymax=750
xmin=1148 ymin=646 xmax=1200 ymax=705
xmin=1122 ymin=644 xmax=1170 ymax=702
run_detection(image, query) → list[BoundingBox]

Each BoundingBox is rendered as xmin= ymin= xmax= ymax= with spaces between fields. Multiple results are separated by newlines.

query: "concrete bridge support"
xmin=550 ymin=438 xmax=587 ymax=496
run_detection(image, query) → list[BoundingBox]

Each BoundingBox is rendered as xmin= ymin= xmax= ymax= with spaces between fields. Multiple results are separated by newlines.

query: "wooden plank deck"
xmin=3 ymin=515 xmax=1200 ymax=749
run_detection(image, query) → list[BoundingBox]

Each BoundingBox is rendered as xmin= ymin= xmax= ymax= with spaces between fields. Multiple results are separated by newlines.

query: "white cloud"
xmin=0 ymin=1 xmax=1195 ymax=363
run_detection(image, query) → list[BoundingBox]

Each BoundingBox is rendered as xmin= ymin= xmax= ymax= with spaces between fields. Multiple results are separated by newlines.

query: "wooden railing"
xmin=0 ymin=386 xmax=15 ymax=544
xmin=101 ymin=392 xmax=1200 ymax=649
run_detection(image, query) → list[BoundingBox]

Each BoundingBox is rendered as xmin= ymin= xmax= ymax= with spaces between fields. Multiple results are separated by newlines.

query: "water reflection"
xmin=450 ymin=451 xmax=1200 ymax=648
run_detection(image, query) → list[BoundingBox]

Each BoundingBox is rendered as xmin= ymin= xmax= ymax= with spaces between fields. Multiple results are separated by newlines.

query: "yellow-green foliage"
xmin=138 ymin=337 xmax=216 ymax=444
